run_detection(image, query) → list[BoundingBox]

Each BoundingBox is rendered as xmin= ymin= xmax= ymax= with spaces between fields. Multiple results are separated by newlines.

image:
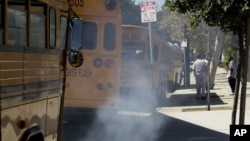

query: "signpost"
xmin=140 ymin=1 xmax=156 ymax=64
xmin=140 ymin=0 xmax=157 ymax=130
xmin=181 ymin=39 xmax=188 ymax=88
xmin=140 ymin=1 xmax=157 ymax=23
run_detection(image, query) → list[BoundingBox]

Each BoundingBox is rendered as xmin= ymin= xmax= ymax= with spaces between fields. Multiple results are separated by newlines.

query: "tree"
xmin=118 ymin=0 xmax=146 ymax=26
xmin=209 ymin=28 xmax=224 ymax=89
xmin=165 ymin=0 xmax=250 ymax=125
xmin=156 ymin=7 xmax=190 ymax=43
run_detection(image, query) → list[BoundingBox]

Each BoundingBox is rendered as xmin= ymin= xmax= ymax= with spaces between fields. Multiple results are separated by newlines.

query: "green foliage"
xmin=157 ymin=7 xmax=190 ymax=41
xmin=223 ymin=33 xmax=239 ymax=60
xmin=118 ymin=0 xmax=146 ymax=26
xmin=165 ymin=0 xmax=250 ymax=34
xmin=118 ymin=0 xmax=241 ymax=58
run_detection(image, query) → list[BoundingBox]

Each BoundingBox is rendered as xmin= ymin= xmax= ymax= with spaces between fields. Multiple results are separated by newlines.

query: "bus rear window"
xmin=82 ymin=22 xmax=97 ymax=49
xmin=122 ymin=43 xmax=145 ymax=60
xmin=104 ymin=23 xmax=116 ymax=51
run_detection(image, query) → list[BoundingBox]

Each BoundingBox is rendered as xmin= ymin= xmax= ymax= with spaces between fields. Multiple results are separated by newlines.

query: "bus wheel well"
xmin=21 ymin=126 xmax=44 ymax=141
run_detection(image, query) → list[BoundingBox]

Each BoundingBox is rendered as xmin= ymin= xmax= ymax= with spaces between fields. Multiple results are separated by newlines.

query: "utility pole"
xmin=207 ymin=28 xmax=211 ymax=111
xmin=183 ymin=24 xmax=190 ymax=87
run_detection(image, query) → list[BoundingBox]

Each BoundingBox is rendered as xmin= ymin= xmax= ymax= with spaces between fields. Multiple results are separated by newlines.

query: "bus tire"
xmin=21 ymin=126 xmax=44 ymax=141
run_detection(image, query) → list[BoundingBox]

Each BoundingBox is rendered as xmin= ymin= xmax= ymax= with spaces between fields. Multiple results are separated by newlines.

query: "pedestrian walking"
xmin=193 ymin=54 xmax=208 ymax=100
xmin=226 ymin=55 xmax=236 ymax=95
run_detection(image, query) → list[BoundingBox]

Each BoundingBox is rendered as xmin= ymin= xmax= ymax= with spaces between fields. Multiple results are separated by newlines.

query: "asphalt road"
xmin=61 ymin=108 xmax=228 ymax=141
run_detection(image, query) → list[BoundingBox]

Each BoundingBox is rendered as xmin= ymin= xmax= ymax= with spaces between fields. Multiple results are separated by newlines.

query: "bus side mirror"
xmin=69 ymin=18 xmax=84 ymax=67
xmin=68 ymin=50 xmax=84 ymax=68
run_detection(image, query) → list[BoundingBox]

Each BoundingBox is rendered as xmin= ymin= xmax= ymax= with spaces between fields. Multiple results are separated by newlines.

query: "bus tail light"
xmin=105 ymin=58 xmax=114 ymax=68
xmin=107 ymin=82 xmax=113 ymax=88
xmin=96 ymin=83 xmax=104 ymax=90
xmin=93 ymin=58 xmax=103 ymax=68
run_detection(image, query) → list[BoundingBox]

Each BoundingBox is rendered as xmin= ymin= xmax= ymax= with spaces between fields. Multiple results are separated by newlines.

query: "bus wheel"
xmin=178 ymin=72 xmax=183 ymax=87
xmin=175 ymin=73 xmax=178 ymax=88
xmin=158 ymin=81 xmax=167 ymax=104
xmin=21 ymin=126 xmax=44 ymax=141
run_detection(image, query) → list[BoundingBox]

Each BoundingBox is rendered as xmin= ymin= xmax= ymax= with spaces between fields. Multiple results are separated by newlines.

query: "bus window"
xmin=60 ymin=16 xmax=67 ymax=50
xmin=0 ymin=4 xmax=2 ymax=27
xmin=104 ymin=23 xmax=116 ymax=51
xmin=31 ymin=13 xmax=45 ymax=48
xmin=50 ymin=7 xmax=56 ymax=48
xmin=7 ymin=7 xmax=27 ymax=46
xmin=0 ymin=4 xmax=1 ymax=25
xmin=70 ymin=18 xmax=83 ymax=50
xmin=82 ymin=22 xmax=97 ymax=49
xmin=122 ymin=43 xmax=145 ymax=60
xmin=0 ymin=28 xmax=2 ymax=44
xmin=0 ymin=4 xmax=2 ymax=44
xmin=148 ymin=46 xmax=158 ymax=62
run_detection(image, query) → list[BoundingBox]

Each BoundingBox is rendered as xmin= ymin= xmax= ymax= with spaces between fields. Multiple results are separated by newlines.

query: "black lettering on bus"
xmin=122 ymin=33 xmax=140 ymax=41
xmin=65 ymin=82 xmax=69 ymax=88
xmin=78 ymin=69 xmax=83 ymax=77
xmin=83 ymin=69 xmax=92 ymax=78
xmin=78 ymin=68 xmax=92 ymax=78
xmin=122 ymin=34 xmax=129 ymax=40
xmin=131 ymin=33 xmax=140 ymax=40
xmin=66 ymin=68 xmax=77 ymax=77
xmin=67 ymin=68 xmax=92 ymax=78
xmin=69 ymin=0 xmax=84 ymax=7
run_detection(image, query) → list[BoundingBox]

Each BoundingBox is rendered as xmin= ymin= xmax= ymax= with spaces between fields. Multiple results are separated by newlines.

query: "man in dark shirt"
xmin=226 ymin=55 xmax=236 ymax=95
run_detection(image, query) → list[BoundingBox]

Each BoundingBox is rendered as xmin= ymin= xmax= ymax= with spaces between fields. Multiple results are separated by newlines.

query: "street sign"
xmin=181 ymin=39 xmax=187 ymax=48
xmin=140 ymin=1 xmax=157 ymax=23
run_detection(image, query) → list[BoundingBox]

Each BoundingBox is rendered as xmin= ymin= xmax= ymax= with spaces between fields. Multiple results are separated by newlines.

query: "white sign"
xmin=181 ymin=39 xmax=187 ymax=48
xmin=140 ymin=1 xmax=157 ymax=23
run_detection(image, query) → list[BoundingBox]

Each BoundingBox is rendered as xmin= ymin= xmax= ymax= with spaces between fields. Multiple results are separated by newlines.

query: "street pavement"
xmin=157 ymin=67 xmax=250 ymax=135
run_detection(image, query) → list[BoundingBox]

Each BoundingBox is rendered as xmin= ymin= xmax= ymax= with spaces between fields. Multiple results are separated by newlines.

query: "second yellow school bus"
xmin=120 ymin=25 xmax=184 ymax=109
xmin=64 ymin=0 xmax=122 ymax=109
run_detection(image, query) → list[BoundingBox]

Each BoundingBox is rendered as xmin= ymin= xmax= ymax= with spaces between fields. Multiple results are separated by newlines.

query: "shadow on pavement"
xmin=159 ymin=92 xmax=227 ymax=107
xmin=156 ymin=113 xmax=229 ymax=141
xmin=178 ymin=84 xmax=197 ymax=89
xmin=61 ymin=110 xmax=229 ymax=141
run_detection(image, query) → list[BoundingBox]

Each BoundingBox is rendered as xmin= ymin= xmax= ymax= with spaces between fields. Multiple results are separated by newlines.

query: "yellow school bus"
xmin=64 ymin=0 xmax=121 ymax=109
xmin=163 ymin=41 xmax=184 ymax=92
xmin=120 ymin=25 xmax=184 ymax=109
xmin=0 ymin=0 xmax=84 ymax=140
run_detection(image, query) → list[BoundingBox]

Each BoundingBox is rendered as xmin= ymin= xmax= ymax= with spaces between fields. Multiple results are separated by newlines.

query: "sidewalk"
xmin=157 ymin=67 xmax=250 ymax=135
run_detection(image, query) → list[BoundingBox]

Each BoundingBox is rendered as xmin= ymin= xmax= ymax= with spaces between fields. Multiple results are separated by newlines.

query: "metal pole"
xmin=148 ymin=22 xmax=157 ymax=130
xmin=183 ymin=24 xmax=190 ymax=87
xmin=207 ymin=28 xmax=211 ymax=111
xmin=183 ymin=48 xmax=187 ymax=88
